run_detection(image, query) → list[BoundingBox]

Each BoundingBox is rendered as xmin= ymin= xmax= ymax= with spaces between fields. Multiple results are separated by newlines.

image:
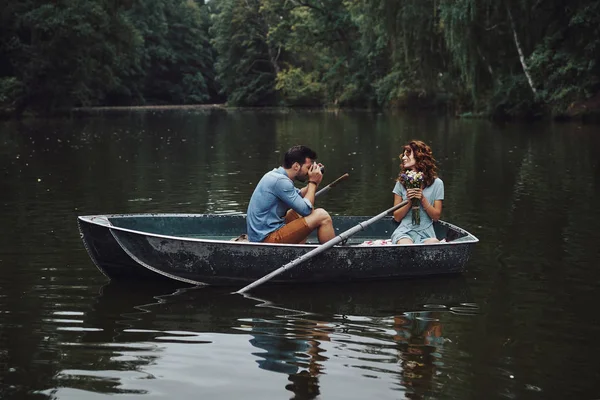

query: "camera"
xmin=314 ymin=162 xmax=325 ymax=174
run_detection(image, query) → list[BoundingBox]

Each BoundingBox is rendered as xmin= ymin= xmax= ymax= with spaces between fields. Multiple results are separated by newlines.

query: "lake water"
xmin=1 ymin=108 xmax=599 ymax=399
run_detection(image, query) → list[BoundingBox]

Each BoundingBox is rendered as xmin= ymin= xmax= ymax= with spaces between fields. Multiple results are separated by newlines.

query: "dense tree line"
xmin=0 ymin=0 xmax=218 ymax=115
xmin=1 ymin=0 xmax=599 ymax=118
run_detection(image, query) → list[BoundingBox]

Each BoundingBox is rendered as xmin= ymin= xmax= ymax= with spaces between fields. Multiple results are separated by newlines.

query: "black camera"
xmin=314 ymin=162 xmax=325 ymax=174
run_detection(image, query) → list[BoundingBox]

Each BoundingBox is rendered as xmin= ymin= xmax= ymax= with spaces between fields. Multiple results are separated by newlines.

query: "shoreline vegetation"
xmin=1 ymin=0 xmax=599 ymax=123
xmin=3 ymin=101 xmax=600 ymax=123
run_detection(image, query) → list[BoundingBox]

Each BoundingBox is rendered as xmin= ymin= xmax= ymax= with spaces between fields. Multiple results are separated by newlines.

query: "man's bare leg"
xmin=305 ymin=208 xmax=335 ymax=243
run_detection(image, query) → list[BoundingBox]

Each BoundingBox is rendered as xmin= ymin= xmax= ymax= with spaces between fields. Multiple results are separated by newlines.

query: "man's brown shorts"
xmin=263 ymin=210 xmax=312 ymax=244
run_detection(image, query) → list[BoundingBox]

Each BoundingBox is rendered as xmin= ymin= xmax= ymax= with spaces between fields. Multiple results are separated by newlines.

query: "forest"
xmin=1 ymin=0 xmax=599 ymax=119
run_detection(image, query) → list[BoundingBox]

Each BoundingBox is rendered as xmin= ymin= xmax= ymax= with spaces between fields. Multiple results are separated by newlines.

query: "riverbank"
xmin=73 ymin=104 xmax=227 ymax=113
xmin=2 ymin=101 xmax=600 ymax=123
xmin=560 ymin=93 xmax=600 ymax=123
xmin=66 ymin=102 xmax=600 ymax=124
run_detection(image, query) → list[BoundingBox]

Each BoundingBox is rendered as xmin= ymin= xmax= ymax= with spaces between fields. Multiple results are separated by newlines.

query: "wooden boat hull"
xmin=78 ymin=214 xmax=478 ymax=286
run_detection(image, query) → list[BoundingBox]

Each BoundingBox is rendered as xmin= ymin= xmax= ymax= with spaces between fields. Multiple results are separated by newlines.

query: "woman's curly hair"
xmin=397 ymin=140 xmax=438 ymax=187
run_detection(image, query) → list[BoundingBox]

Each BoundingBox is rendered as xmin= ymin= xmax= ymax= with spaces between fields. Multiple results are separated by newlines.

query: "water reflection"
xmin=242 ymin=278 xmax=471 ymax=399
xmin=243 ymin=302 xmax=333 ymax=399
xmin=246 ymin=310 xmax=451 ymax=400
xmin=45 ymin=278 xmax=471 ymax=399
xmin=394 ymin=311 xmax=444 ymax=399
xmin=4 ymin=109 xmax=600 ymax=398
xmin=80 ymin=281 xmax=191 ymax=343
xmin=248 ymin=318 xmax=330 ymax=399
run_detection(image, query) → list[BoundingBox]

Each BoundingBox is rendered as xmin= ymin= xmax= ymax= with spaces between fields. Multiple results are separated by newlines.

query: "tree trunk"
xmin=268 ymin=46 xmax=281 ymax=75
xmin=506 ymin=4 xmax=537 ymax=96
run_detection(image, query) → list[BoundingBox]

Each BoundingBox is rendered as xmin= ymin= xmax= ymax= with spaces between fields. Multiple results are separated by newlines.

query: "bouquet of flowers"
xmin=400 ymin=170 xmax=424 ymax=225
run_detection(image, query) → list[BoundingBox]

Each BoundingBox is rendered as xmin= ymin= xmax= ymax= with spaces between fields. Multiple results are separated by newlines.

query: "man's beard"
xmin=296 ymin=172 xmax=308 ymax=183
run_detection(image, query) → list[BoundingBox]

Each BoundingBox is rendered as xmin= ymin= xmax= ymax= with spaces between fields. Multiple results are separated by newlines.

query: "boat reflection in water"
xmin=70 ymin=277 xmax=475 ymax=399
xmin=239 ymin=277 xmax=475 ymax=399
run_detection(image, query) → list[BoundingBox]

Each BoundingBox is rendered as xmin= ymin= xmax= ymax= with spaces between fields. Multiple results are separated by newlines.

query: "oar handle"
xmin=325 ymin=173 xmax=350 ymax=188
xmin=286 ymin=173 xmax=350 ymax=220
xmin=236 ymin=199 xmax=409 ymax=294
xmin=315 ymin=173 xmax=349 ymax=197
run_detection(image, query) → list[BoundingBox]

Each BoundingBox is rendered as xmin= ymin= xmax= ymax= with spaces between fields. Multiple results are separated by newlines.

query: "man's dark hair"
xmin=283 ymin=145 xmax=317 ymax=168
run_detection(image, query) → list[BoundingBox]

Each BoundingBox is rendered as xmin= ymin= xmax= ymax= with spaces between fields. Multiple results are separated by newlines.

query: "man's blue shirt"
xmin=246 ymin=167 xmax=313 ymax=242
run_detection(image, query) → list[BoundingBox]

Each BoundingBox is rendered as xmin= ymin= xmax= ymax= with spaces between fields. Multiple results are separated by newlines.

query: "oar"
xmin=285 ymin=173 xmax=350 ymax=221
xmin=236 ymin=199 xmax=409 ymax=294
xmin=315 ymin=173 xmax=349 ymax=197
xmin=240 ymin=293 xmax=314 ymax=317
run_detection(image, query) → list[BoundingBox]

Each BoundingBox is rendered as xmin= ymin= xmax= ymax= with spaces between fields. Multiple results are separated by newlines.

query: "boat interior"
xmin=85 ymin=214 xmax=476 ymax=245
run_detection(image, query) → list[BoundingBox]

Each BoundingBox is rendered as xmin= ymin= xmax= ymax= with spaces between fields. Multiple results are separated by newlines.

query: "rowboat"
xmin=77 ymin=213 xmax=478 ymax=286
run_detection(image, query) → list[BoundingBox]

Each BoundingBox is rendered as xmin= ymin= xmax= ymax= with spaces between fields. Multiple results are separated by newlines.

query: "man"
xmin=246 ymin=145 xmax=335 ymax=244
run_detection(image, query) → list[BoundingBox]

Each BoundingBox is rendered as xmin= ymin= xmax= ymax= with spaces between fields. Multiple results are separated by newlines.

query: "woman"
xmin=391 ymin=140 xmax=444 ymax=244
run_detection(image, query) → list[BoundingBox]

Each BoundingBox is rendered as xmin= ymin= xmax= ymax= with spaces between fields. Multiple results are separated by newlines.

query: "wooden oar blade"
xmin=315 ymin=173 xmax=349 ymax=197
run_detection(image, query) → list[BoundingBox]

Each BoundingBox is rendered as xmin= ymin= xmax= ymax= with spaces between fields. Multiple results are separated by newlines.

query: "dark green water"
xmin=1 ymin=108 xmax=599 ymax=399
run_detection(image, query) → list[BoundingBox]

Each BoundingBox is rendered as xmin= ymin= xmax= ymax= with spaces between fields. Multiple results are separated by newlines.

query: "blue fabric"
xmin=247 ymin=167 xmax=313 ymax=242
xmin=391 ymin=225 xmax=437 ymax=244
xmin=391 ymin=178 xmax=444 ymax=242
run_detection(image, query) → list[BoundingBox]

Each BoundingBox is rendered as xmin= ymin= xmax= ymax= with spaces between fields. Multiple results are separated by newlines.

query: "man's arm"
xmin=277 ymin=163 xmax=324 ymax=216
xmin=275 ymin=179 xmax=314 ymax=216
xmin=300 ymin=163 xmax=323 ymax=203
xmin=302 ymin=181 xmax=318 ymax=208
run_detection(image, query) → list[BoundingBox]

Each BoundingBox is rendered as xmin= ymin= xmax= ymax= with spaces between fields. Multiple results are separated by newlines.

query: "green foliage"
xmin=1 ymin=0 xmax=142 ymax=113
xmin=527 ymin=2 xmax=600 ymax=114
xmin=373 ymin=69 xmax=414 ymax=107
xmin=0 ymin=0 xmax=217 ymax=115
xmin=210 ymin=0 xmax=279 ymax=106
xmin=275 ymin=67 xmax=323 ymax=106
xmin=488 ymin=75 xmax=542 ymax=119
xmin=130 ymin=0 xmax=216 ymax=104
xmin=0 ymin=77 xmax=23 ymax=110
xmin=1 ymin=0 xmax=598 ymax=117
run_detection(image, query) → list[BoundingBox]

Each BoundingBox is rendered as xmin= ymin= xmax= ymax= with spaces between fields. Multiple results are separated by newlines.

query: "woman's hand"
xmin=406 ymin=188 xmax=422 ymax=200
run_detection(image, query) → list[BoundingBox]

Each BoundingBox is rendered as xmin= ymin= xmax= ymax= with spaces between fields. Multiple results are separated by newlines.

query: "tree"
xmin=3 ymin=0 xmax=141 ymax=114
xmin=210 ymin=0 xmax=279 ymax=106
xmin=130 ymin=0 xmax=217 ymax=105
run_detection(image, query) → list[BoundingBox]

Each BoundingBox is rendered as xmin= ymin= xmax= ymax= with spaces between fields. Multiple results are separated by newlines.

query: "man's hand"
xmin=308 ymin=162 xmax=324 ymax=185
